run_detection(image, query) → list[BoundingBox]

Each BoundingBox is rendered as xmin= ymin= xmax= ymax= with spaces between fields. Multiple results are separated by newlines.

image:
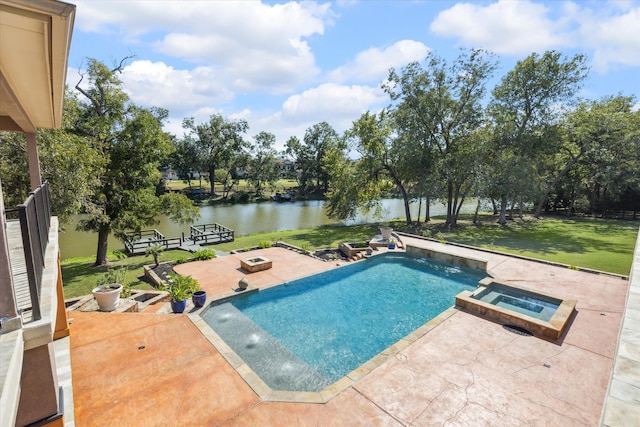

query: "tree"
xmin=488 ymin=51 xmax=589 ymax=223
xmin=383 ymin=49 xmax=497 ymax=227
xmin=247 ymin=131 xmax=280 ymax=197
xmin=327 ymin=110 xmax=416 ymax=224
xmin=286 ymin=122 xmax=344 ymax=195
xmin=171 ymin=135 xmax=202 ymax=188
xmin=73 ymin=58 xmax=199 ymax=265
xmin=183 ymin=114 xmax=248 ymax=197
xmin=0 ymin=90 xmax=100 ymax=222
xmin=563 ymin=96 xmax=640 ymax=214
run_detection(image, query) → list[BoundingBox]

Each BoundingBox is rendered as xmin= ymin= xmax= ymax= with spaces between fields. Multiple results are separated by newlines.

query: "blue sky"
xmin=67 ymin=0 xmax=640 ymax=149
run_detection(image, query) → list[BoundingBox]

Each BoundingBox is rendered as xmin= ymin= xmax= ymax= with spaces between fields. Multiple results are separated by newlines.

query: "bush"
xmin=258 ymin=240 xmax=272 ymax=249
xmin=191 ymin=249 xmax=216 ymax=261
xmin=111 ymin=250 xmax=128 ymax=260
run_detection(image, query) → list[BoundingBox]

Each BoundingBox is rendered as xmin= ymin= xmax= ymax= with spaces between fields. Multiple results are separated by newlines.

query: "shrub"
xmin=174 ymin=256 xmax=188 ymax=265
xmin=258 ymin=240 xmax=272 ymax=249
xmin=96 ymin=267 xmax=126 ymax=289
xmin=111 ymin=250 xmax=128 ymax=260
xmin=191 ymin=249 xmax=216 ymax=261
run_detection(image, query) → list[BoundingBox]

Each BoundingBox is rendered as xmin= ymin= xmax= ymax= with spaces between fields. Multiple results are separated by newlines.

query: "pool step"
xmin=201 ymin=302 xmax=333 ymax=391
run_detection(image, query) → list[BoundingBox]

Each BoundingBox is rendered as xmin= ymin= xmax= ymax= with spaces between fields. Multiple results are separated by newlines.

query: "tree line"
xmin=1 ymin=50 xmax=638 ymax=265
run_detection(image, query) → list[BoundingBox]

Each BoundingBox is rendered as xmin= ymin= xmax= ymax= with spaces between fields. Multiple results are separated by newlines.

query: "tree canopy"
xmin=72 ymin=58 xmax=199 ymax=265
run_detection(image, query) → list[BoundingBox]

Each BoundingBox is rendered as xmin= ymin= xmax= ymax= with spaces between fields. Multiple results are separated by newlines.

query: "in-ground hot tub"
xmin=456 ymin=280 xmax=576 ymax=340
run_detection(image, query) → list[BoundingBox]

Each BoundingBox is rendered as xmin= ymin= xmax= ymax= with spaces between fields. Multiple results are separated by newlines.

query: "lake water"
xmin=58 ymin=198 xmax=484 ymax=259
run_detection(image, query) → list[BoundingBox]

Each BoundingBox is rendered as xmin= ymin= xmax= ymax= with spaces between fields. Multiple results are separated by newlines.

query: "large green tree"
xmin=287 ymin=122 xmax=344 ymax=195
xmin=247 ymin=131 xmax=280 ymax=197
xmin=73 ymin=58 xmax=198 ymax=265
xmin=488 ymin=50 xmax=589 ymax=223
xmin=563 ymin=95 xmax=640 ymax=214
xmin=0 ymin=90 xmax=100 ymax=222
xmin=383 ymin=49 xmax=497 ymax=227
xmin=327 ymin=110 xmax=416 ymax=224
xmin=183 ymin=114 xmax=249 ymax=197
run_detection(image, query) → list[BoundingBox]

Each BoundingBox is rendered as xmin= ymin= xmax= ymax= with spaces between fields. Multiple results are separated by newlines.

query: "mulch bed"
xmin=313 ymin=249 xmax=348 ymax=261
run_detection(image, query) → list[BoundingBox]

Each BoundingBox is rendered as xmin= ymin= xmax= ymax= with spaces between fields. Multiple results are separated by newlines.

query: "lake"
xmin=58 ymin=198 xmax=485 ymax=259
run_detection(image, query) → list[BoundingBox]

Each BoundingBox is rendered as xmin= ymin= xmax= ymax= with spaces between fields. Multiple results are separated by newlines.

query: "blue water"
xmin=201 ymin=253 xmax=483 ymax=391
xmin=474 ymin=284 xmax=560 ymax=322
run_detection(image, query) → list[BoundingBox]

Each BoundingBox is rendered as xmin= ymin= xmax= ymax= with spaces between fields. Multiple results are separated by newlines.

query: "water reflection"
xmin=58 ymin=198 xmax=483 ymax=259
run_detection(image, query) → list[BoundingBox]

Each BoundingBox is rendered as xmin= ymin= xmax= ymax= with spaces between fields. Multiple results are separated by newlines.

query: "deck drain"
xmin=502 ymin=324 xmax=533 ymax=336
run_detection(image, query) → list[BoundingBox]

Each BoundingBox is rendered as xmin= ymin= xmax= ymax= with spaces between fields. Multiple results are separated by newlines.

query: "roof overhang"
xmin=0 ymin=0 xmax=75 ymax=133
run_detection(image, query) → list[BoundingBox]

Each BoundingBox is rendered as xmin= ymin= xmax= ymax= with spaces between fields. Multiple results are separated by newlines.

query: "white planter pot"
xmin=92 ymin=284 xmax=122 ymax=312
xmin=380 ymin=227 xmax=393 ymax=240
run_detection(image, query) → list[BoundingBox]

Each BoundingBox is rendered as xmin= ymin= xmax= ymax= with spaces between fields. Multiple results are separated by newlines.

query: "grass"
xmin=61 ymin=250 xmax=191 ymax=299
xmin=60 ymin=215 xmax=638 ymax=299
xmin=394 ymin=214 xmax=637 ymax=276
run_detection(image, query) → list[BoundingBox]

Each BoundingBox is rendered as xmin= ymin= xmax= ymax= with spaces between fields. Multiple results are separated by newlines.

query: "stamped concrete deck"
xmin=67 ymin=239 xmax=632 ymax=426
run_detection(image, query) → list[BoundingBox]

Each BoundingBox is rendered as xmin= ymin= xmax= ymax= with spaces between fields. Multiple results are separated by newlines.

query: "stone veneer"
xmin=406 ymin=244 xmax=488 ymax=271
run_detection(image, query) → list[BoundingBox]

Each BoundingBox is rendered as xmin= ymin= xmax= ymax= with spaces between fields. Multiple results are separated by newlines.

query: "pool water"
xmin=473 ymin=283 xmax=560 ymax=321
xmin=201 ymin=253 xmax=484 ymax=392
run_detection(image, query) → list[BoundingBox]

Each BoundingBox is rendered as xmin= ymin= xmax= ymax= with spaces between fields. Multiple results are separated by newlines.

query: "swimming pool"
xmin=200 ymin=252 xmax=485 ymax=393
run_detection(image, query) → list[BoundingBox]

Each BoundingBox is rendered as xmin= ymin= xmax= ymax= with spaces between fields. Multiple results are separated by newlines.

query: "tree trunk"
xmin=445 ymin=183 xmax=454 ymax=226
xmin=473 ymin=198 xmax=481 ymax=224
xmin=491 ymin=198 xmax=498 ymax=215
xmin=425 ymin=195 xmax=430 ymax=222
xmin=208 ymin=162 xmax=216 ymax=197
xmin=94 ymin=227 xmax=110 ymax=266
xmin=534 ymin=151 xmax=584 ymax=218
xmin=498 ymin=194 xmax=508 ymax=225
xmin=399 ymin=185 xmax=413 ymax=225
xmin=518 ymin=198 xmax=523 ymax=219
xmin=416 ymin=197 xmax=422 ymax=225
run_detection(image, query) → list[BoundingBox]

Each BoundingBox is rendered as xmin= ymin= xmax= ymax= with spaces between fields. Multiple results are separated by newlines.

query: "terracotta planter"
xmin=92 ymin=284 xmax=122 ymax=312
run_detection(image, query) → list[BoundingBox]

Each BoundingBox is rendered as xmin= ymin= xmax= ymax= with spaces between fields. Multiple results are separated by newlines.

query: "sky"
xmin=67 ymin=0 xmax=640 ymax=150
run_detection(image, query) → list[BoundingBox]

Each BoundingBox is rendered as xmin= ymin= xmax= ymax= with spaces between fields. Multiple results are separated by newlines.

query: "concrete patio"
xmin=65 ymin=237 xmax=636 ymax=426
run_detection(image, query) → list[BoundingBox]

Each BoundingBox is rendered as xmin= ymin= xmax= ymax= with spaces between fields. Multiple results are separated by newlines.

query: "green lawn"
xmin=60 ymin=216 xmax=638 ymax=299
xmin=395 ymin=214 xmax=637 ymax=276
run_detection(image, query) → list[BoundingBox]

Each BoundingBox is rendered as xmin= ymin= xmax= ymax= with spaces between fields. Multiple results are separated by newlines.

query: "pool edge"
xmin=188 ymin=305 xmax=462 ymax=404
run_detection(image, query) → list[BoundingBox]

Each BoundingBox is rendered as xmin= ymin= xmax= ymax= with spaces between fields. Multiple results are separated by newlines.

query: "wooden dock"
xmin=123 ymin=223 xmax=234 ymax=255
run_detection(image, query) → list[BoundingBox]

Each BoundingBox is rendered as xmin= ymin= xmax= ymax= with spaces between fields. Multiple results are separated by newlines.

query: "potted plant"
xmin=388 ymin=238 xmax=396 ymax=250
xmin=92 ymin=268 xmax=126 ymax=312
xmin=163 ymin=273 xmax=200 ymax=313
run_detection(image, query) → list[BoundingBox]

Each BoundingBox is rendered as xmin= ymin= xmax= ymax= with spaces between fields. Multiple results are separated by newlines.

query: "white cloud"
xmin=281 ymin=83 xmax=386 ymax=131
xmin=430 ymin=0 xmax=565 ymax=54
xmin=576 ymin=5 xmax=640 ymax=72
xmin=328 ymin=40 xmax=430 ymax=83
xmin=120 ymin=60 xmax=233 ymax=115
xmin=73 ymin=1 xmax=332 ymax=94
xmin=430 ymin=0 xmax=640 ymax=73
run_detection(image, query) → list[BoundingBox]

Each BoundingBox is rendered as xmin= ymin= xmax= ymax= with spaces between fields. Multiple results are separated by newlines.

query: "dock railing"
xmin=190 ymin=223 xmax=234 ymax=244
